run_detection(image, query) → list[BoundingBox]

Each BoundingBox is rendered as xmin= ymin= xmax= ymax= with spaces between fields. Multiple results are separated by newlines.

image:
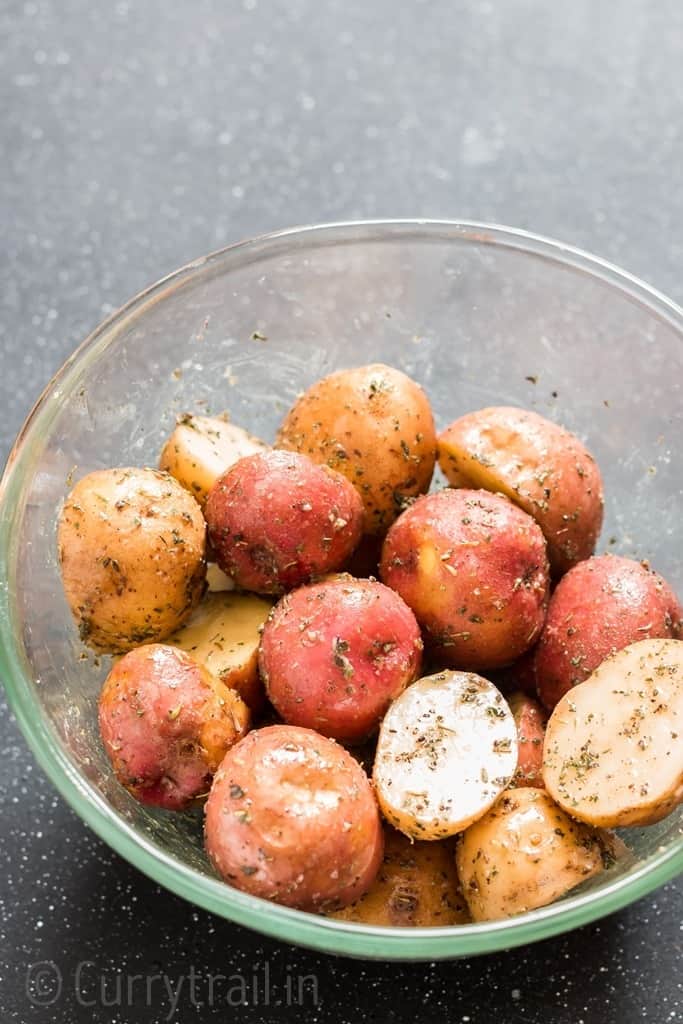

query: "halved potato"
xmin=373 ymin=671 xmax=518 ymax=839
xmin=167 ymin=592 xmax=272 ymax=713
xmin=159 ymin=413 xmax=267 ymax=506
xmin=331 ymin=827 xmax=470 ymax=926
xmin=543 ymin=638 xmax=683 ymax=827
xmin=456 ymin=788 xmax=605 ymax=921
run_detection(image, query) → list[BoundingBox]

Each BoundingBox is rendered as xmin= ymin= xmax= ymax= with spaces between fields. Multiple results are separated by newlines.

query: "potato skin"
xmin=438 ymin=406 xmax=604 ymax=575
xmin=259 ymin=575 xmax=422 ymax=743
xmin=204 ymin=725 xmax=383 ymax=911
xmin=168 ymin=592 xmax=273 ymax=714
xmin=508 ymin=691 xmax=546 ymax=788
xmin=276 ymin=363 xmax=437 ymax=535
xmin=456 ymin=788 xmax=604 ymax=922
xmin=58 ymin=467 xmax=206 ymax=653
xmin=98 ymin=644 xmax=250 ymax=810
xmin=380 ymin=488 xmax=550 ymax=670
xmin=534 ymin=555 xmax=682 ymax=710
xmin=205 ymin=450 xmax=363 ymax=594
xmin=331 ymin=828 xmax=470 ymax=926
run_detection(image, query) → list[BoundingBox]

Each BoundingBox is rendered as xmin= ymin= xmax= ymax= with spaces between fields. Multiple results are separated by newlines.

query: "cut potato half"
xmin=373 ymin=671 xmax=518 ymax=839
xmin=159 ymin=413 xmax=267 ymax=506
xmin=456 ymin=788 xmax=605 ymax=921
xmin=168 ymin=592 xmax=272 ymax=713
xmin=543 ymin=638 xmax=683 ymax=827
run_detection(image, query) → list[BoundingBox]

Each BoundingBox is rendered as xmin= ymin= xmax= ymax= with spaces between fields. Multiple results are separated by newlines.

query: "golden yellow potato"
xmin=58 ymin=467 xmax=206 ymax=652
xmin=276 ymin=364 xmax=436 ymax=534
xmin=159 ymin=413 xmax=267 ymax=506
xmin=543 ymin=638 xmax=683 ymax=827
xmin=168 ymin=591 xmax=272 ymax=713
xmin=332 ymin=827 xmax=470 ymax=926
xmin=456 ymin=788 xmax=605 ymax=922
xmin=438 ymin=406 xmax=604 ymax=574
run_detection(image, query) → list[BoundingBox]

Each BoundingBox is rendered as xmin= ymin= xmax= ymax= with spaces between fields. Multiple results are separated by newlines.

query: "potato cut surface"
xmin=168 ymin=592 xmax=272 ymax=712
xmin=159 ymin=413 xmax=266 ymax=506
xmin=373 ymin=671 xmax=518 ymax=839
xmin=543 ymin=638 xmax=683 ymax=827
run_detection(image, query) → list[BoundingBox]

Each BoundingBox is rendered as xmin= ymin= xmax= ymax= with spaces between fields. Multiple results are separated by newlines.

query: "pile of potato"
xmin=57 ymin=363 xmax=683 ymax=924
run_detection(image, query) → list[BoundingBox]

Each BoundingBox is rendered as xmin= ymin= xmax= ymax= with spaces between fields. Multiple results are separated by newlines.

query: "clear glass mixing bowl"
xmin=0 ymin=221 xmax=681 ymax=959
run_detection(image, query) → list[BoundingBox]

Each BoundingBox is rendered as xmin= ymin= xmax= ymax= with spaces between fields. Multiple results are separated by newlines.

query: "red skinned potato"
xmin=276 ymin=363 xmax=437 ymax=534
xmin=204 ymin=725 xmax=383 ymax=911
xmin=380 ymin=489 xmax=550 ymax=670
xmin=259 ymin=575 xmax=423 ymax=743
xmin=438 ymin=406 xmax=604 ymax=575
xmin=98 ymin=644 xmax=250 ymax=810
xmin=205 ymin=450 xmax=363 ymax=594
xmin=534 ymin=554 xmax=682 ymax=710
xmin=508 ymin=691 xmax=547 ymax=788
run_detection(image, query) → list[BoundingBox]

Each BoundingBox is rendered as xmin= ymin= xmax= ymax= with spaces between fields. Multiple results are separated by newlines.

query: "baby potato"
xmin=534 ymin=555 xmax=682 ymax=710
xmin=438 ymin=406 xmax=604 ymax=575
xmin=331 ymin=827 xmax=470 ymax=926
xmin=58 ymin=467 xmax=206 ymax=653
xmin=373 ymin=671 xmax=518 ymax=840
xmin=204 ymin=725 xmax=383 ymax=911
xmin=259 ymin=575 xmax=422 ymax=743
xmin=205 ymin=450 xmax=363 ymax=594
xmin=543 ymin=638 xmax=683 ymax=827
xmin=159 ymin=413 xmax=267 ymax=507
xmin=380 ymin=488 xmax=550 ymax=670
xmin=456 ymin=788 xmax=605 ymax=922
xmin=508 ymin=691 xmax=547 ymax=788
xmin=276 ymin=363 xmax=437 ymax=535
xmin=98 ymin=644 xmax=250 ymax=810
xmin=168 ymin=592 xmax=273 ymax=714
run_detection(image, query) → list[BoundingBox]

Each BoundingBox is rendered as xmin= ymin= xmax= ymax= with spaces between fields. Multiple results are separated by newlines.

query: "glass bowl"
xmin=1 ymin=220 xmax=681 ymax=960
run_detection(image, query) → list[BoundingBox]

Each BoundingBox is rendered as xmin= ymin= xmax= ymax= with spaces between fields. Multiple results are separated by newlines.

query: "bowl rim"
xmin=1 ymin=218 xmax=682 ymax=960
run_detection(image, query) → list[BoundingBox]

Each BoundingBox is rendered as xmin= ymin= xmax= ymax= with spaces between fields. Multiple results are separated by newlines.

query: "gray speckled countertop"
xmin=1 ymin=2 xmax=682 ymax=1021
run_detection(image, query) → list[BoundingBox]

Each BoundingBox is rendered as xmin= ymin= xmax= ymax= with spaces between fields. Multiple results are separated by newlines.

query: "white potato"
xmin=373 ymin=671 xmax=518 ymax=839
xmin=456 ymin=788 xmax=605 ymax=921
xmin=543 ymin=638 xmax=683 ymax=827
xmin=159 ymin=413 xmax=267 ymax=506
xmin=167 ymin=591 xmax=272 ymax=713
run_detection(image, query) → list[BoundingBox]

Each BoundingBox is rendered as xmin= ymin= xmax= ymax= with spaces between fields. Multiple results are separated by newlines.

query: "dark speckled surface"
xmin=1 ymin=1 xmax=682 ymax=1021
